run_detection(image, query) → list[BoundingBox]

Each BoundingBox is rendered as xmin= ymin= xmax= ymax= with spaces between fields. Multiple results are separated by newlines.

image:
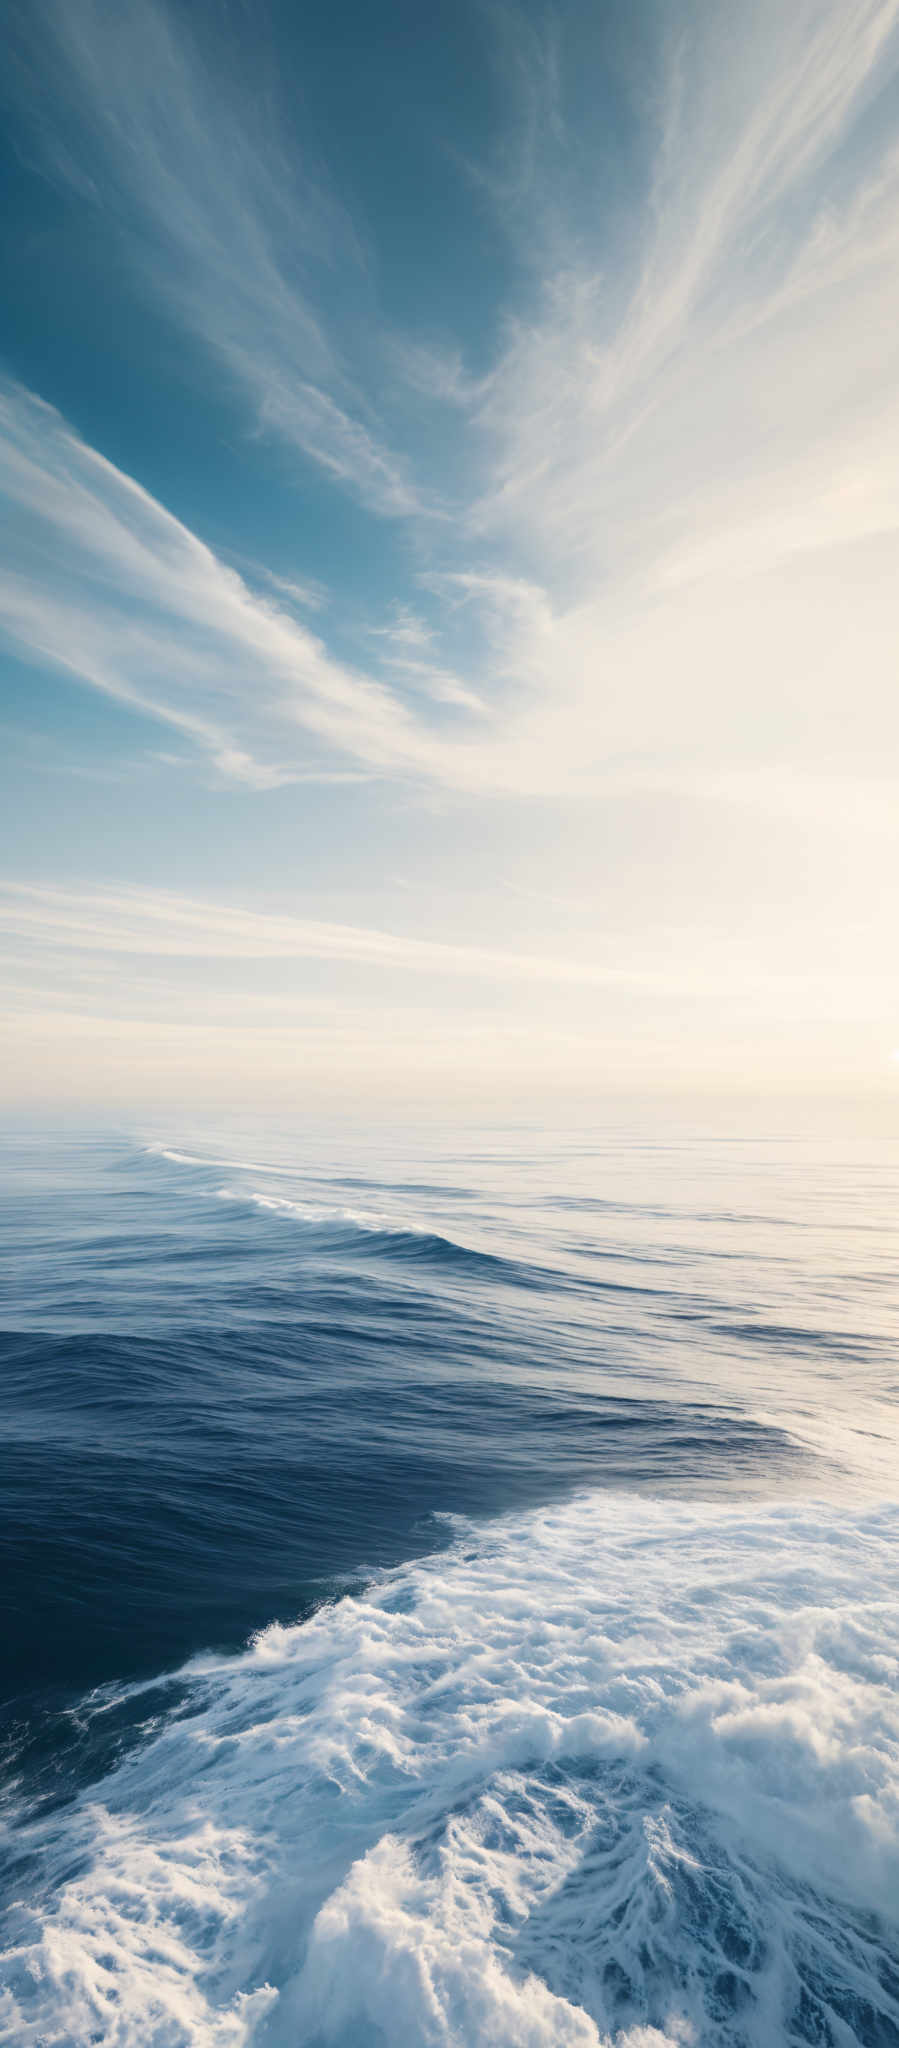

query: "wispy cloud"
xmin=473 ymin=1 xmax=899 ymax=568
xmin=12 ymin=0 xmax=428 ymax=520
xmin=0 ymin=878 xmax=653 ymax=988
xmin=419 ymin=0 xmax=899 ymax=801
xmin=365 ymin=606 xmax=487 ymax=714
xmin=3 ymin=878 xmax=895 ymax=1114
xmin=6 ymin=0 xmax=899 ymax=822
xmin=0 ymin=380 xmax=471 ymax=786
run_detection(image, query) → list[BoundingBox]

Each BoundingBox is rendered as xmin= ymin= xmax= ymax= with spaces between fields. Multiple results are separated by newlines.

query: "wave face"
xmin=1 ymin=1117 xmax=898 ymax=2044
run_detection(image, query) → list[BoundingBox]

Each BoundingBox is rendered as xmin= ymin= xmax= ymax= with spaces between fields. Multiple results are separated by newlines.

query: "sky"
xmin=1 ymin=0 xmax=899 ymax=1113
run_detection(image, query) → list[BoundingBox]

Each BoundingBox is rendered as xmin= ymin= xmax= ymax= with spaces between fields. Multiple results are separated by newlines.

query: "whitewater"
xmin=1 ymin=1117 xmax=897 ymax=2045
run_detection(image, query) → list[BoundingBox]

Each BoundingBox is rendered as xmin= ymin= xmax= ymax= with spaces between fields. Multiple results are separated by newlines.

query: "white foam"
xmin=3 ymin=1493 xmax=898 ymax=2046
xmin=147 ymin=1144 xmax=370 ymax=1190
xmin=146 ymin=1143 xmax=428 ymax=1236
xmin=145 ymin=1144 xmax=212 ymax=1166
xmin=213 ymin=1185 xmax=411 ymax=1232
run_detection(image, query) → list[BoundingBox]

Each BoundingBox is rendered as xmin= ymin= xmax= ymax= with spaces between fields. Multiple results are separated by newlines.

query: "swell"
xmin=142 ymin=1145 xmax=548 ymax=1290
xmin=142 ymin=1150 xmax=884 ymax=1357
xmin=217 ymin=1186 xmax=551 ymax=1288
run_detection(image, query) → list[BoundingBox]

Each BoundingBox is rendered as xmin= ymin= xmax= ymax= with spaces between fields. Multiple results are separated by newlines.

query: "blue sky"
xmin=2 ymin=0 xmax=899 ymax=1109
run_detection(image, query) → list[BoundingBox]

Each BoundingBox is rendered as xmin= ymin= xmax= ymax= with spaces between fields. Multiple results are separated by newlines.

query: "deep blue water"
xmin=1 ymin=1118 xmax=898 ymax=2045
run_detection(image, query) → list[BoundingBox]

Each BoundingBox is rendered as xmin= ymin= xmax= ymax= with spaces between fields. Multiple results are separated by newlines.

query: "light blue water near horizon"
xmin=1 ymin=1113 xmax=898 ymax=2045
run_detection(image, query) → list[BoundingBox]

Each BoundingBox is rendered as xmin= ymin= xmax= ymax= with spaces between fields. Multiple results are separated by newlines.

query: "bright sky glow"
xmin=1 ymin=0 xmax=898 ymax=1109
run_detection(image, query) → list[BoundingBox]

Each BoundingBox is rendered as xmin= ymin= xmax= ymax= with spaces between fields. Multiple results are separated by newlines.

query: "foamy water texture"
xmin=4 ymin=1496 xmax=899 ymax=2045
xmin=1 ymin=1121 xmax=898 ymax=2045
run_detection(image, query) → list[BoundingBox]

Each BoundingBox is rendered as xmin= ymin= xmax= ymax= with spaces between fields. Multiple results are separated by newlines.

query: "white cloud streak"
xmin=475 ymin=2 xmax=899 ymax=566
xmin=13 ymin=0 xmax=426 ymax=520
xmin=0 ymin=879 xmax=654 ymax=988
xmin=416 ymin=0 xmax=899 ymax=803
xmin=2 ymin=877 xmax=896 ymax=1109
xmin=0 ymin=381 xmax=470 ymax=786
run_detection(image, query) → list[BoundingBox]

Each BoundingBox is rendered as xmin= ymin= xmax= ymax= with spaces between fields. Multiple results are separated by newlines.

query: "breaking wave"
xmin=212 ymin=1185 xmax=547 ymax=1286
xmin=3 ymin=1491 xmax=898 ymax=2047
xmin=145 ymin=1144 xmax=552 ymax=1287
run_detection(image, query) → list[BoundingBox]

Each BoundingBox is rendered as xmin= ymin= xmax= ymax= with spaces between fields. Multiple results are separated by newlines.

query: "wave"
xmin=143 ymin=1148 xmax=474 ymax=1202
xmin=143 ymin=1144 xmax=530 ymax=1284
xmin=139 ymin=1148 xmax=867 ymax=1327
xmin=144 ymin=1144 xmax=302 ymax=1175
xmin=2 ymin=1492 xmax=897 ymax=2046
xmin=210 ymin=1185 xmax=549 ymax=1289
xmin=144 ymin=1145 xmax=214 ymax=1167
xmin=149 ymin=1159 xmax=684 ymax=1297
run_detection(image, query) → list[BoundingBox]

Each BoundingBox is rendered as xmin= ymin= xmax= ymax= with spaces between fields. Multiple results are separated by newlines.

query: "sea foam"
xmin=2 ymin=1492 xmax=898 ymax=2046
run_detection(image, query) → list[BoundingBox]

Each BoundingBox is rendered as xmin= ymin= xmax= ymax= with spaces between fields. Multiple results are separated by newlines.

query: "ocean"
xmin=0 ymin=1115 xmax=897 ymax=2046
